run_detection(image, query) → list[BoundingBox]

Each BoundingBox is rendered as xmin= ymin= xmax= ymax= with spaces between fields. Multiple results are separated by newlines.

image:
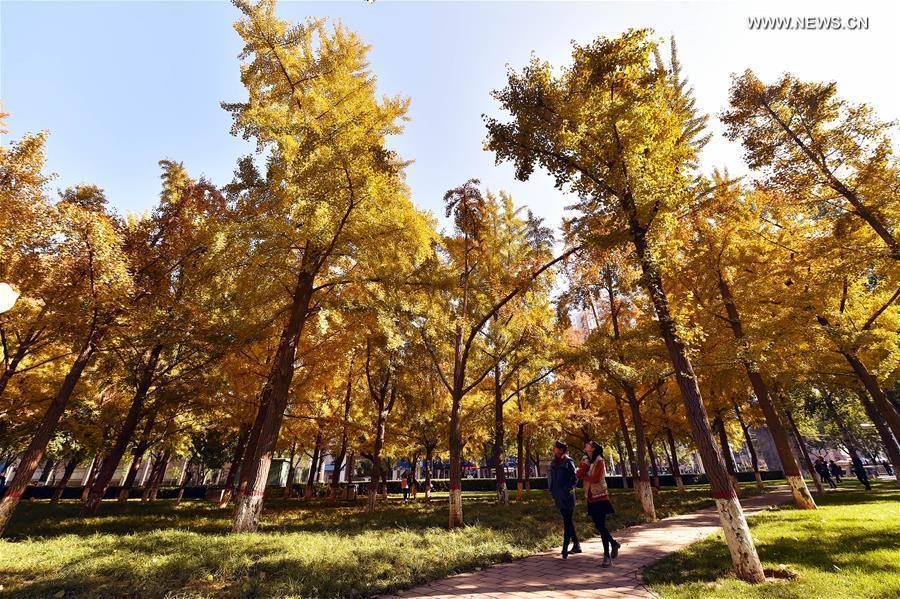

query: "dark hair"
xmin=588 ymin=441 xmax=604 ymax=464
xmin=554 ymin=440 xmax=568 ymax=453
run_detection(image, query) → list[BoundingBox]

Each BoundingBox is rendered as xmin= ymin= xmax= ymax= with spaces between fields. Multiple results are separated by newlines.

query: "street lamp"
xmin=0 ymin=283 xmax=20 ymax=314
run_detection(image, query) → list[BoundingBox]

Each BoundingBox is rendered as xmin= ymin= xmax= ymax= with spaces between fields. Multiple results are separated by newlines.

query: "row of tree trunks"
xmin=648 ymin=440 xmax=660 ymax=490
xmin=0 ymin=324 xmax=107 ymax=534
xmin=732 ymin=399 xmax=765 ymax=490
xmin=713 ymin=413 xmax=741 ymax=497
xmin=144 ymin=450 xmax=170 ymax=501
xmin=516 ymin=422 xmax=525 ymax=501
xmin=857 ymin=390 xmax=900 ymax=483
xmin=822 ymin=391 xmax=859 ymax=454
xmin=117 ymin=408 xmax=163 ymax=503
xmin=665 ymin=428 xmax=685 ymax=492
xmin=815 ymin=315 xmax=900 ymax=442
xmin=614 ymin=434 xmax=630 ymax=489
xmin=604 ymin=268 xmax=656 ymax=518
xmin=330 ymin=362 xmax=355 ymax=499
xmin=614 ymin=397 xmax=638 ymax=494
xmin=628 ymin=210 xmax=765 ymax=583
xmin=782 ymin=405 xmax=824 ymax=493
xmin=84 ymin=344 xmax=164 ymax=514
xmin=717 ymin=272 xmax=816 ymax=509
xmin=50 ymin=457 xmax=80 ymax=505
xmin=305 ymin=432 xmax=322 ymax=500
xmin=219 ymin=422 xmax=251 ymax=507
xmin=424 ymin=446 xmax=434 ymax=501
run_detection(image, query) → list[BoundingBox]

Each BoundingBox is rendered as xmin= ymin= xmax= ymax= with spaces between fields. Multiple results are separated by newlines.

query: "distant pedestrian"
xmin=883 ymin=461 xmax=894 ymax=476
xmin=401 ymin=472 xmax=410 ymax=501
xmin=548 ymin=440 xmax=580 ymax=559
xmin=814 ymin=456 xmax=836 ymax=489
xmin=828 ymin=460 xmax=843 ymax=484
xmin=576 ymin=441 xmax=620 ymax=567
xmin=850 ymin=451 xmax=871 ymax=490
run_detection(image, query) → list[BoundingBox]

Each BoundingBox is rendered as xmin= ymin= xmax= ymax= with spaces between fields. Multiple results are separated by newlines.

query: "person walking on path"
xmin=828 ymin=460 xmax=843 ymax=484
xmin=576 ymin=440 xmax=621 ymax=567
xmin=548 ymin=440 xmax=580 ymax=559
xmin=814 ymin=456 xmax=837 ymax=489
xmin=850 ymin=450 xmax=871 ymax=490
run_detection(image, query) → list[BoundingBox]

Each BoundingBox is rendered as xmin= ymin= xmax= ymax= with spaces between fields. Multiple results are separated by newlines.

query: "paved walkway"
xmin=387 ymin=488 xmax=793 ymax=599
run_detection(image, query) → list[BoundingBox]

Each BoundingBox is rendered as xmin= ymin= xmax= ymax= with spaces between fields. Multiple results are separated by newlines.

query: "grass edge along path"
xmin=644 ymin=483 xmax=900 ymax=599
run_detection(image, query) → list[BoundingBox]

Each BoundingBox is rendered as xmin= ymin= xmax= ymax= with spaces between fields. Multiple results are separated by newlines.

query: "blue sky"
xmin=2 ymin=1 xmax=898 ymax=234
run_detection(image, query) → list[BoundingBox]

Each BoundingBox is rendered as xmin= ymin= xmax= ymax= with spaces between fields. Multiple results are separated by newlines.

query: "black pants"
xmin=856 ymin=471 xmax=871 ymax=490
xmin=587 ymin=502 xmax=616 ymax=556
xmin=402 ymin=488 xmax=409 ymax=500
xmin=820 ymin=472 xmax=837 ymax=489
xmin=560 ymin=508 xmax=578 ymax=550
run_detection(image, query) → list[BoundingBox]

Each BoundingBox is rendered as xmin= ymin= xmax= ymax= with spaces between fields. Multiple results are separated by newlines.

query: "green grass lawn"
xmin=644 ymin=482 xmax=900 ymax=599
xmin=0 ymin=482 xmax=769 ymax=598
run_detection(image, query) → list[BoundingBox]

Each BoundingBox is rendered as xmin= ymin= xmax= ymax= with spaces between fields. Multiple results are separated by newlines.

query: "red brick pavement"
xmin=385 ymin=487 xmax=793 ymax=599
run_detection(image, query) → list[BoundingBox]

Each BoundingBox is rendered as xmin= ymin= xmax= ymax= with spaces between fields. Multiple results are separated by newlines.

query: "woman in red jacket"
xmin=576 ymin=440 xmax=621 ymax=567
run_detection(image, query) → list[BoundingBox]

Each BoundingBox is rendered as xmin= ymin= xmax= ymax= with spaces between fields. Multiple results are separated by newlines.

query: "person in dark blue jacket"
xmin=548 ymin=440 xmax=580 ymax=558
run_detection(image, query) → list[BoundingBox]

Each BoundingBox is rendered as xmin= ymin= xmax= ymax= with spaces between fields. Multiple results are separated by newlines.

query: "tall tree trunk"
xmin=331 ymin=363 xmax=354 ymax=498
xmin=117 ymin=409 xmax=160 ymax=503
xmin=627 ymin=208 xmax=764 ymax=582
xmin=37 ymin=459 xmax=56 ymax=485
xmin=516 ymin=422 xmax=525 ymax=501
xmin=147 ymin=450 xmax=170 ymax=501
xmin=232 ymin=271 xmax=315 ymax=533
xmin=783 ymin=406 xmax=824 ymax=493
xmin=283 ymin=440 xmax=298 ymax=499
xmin=84 ymin=344 xmax=163 ymax=515
xmin=176 ymin=458 xmax=192 ymax=505
xmin=614 ymin=397 xmax=638 ymax=493
xmin=305 ymin=431 xmax=322 ymax=500
xmin=50 ymin=457 xmax=79 ymax=505
xmin=718 ymin=272 xmax=815 ymax=508
xmin=614 ymin=433 xmax=630 ymax=489
xmin=648 ymin=440 xmax=660 ymax=490
xmin=424 ymin=446 xmax=433 ymax=502
xmin=219 ymin=422 xmax=250 ymax=507
xmin=346 ymin=451 xmax=355 ymax=487
xmin=714 ymin=413 xmax=740 ymax=496
xmin=625 ymin=386 xmax=656 ymax=517
xmin=142 ymin=453 xmax=163 ymax=501
xmin=857 ymin=390 xmax=900 ymax=483
xmin=732 ymin=400 xmax=764 ymax=490
xmin=448 ymin=383 xmax=464 ymax=527
xmin=366 ymin=379 xmax=394 ymax=512
xmin=665 ymin=428 xmax=685 ymax=492
xmin=605 ymin=266 xmax=655 ymax=515
xmin=81 ymin=452 xmax=104 ymax=502
xmin=0 ymin=325 xmax=104 ymax=534
xmin=492 ymin=362 xmax=508 ymax=505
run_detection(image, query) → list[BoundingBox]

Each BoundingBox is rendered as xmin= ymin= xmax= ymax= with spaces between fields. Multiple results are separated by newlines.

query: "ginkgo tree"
xmin=486 ymin=30 xmax=767 ymax=582
xmin=223 ymin=0 xmax=435 ymax=533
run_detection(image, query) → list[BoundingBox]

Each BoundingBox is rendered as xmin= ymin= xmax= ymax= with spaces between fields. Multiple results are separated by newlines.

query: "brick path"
xmin=386 ymin=487 xmax=793 ymax=599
